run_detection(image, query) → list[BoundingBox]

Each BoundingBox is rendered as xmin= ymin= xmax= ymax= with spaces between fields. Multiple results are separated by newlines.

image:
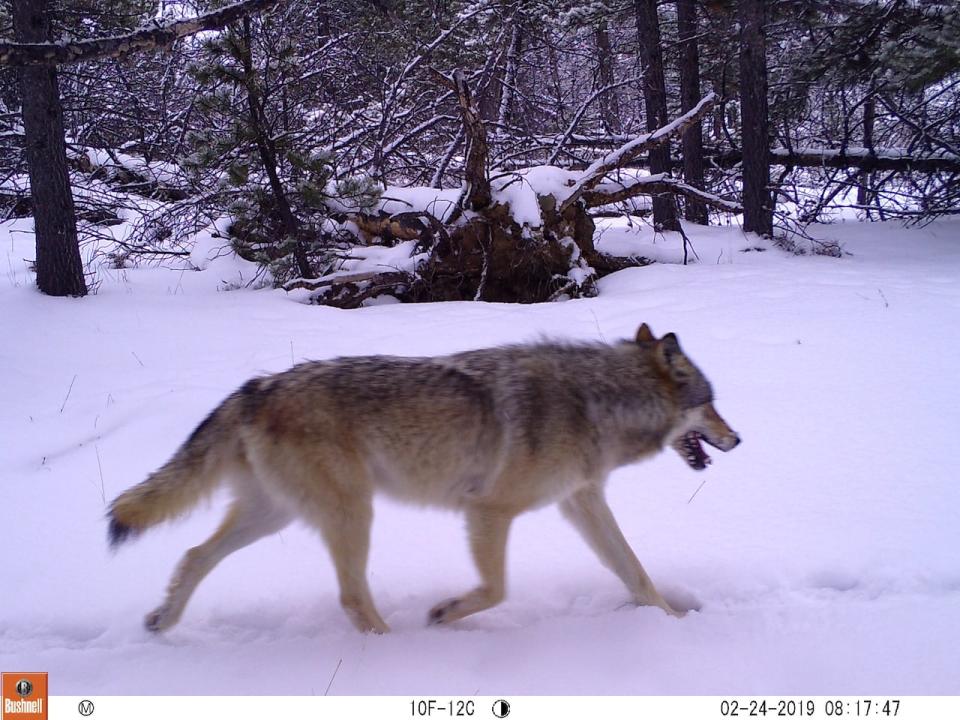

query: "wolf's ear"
xmin=635 ymin=323 xmax=656 ymax=344
xmin=660 ymin=332 xmax=682 ymax=357
xmin=656 ymin=333 xmax=693 ymax=381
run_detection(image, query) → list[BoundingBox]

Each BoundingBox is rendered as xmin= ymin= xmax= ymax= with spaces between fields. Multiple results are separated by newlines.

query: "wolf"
xmin=107 ymin=323 xmax=740 ymax=634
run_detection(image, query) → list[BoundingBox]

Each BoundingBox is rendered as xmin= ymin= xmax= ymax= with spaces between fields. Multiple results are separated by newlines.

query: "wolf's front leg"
xmin=428 ymin=505 xmax=514 ymax=625
xmin=559 ymin=486 xmax=684 ymax=618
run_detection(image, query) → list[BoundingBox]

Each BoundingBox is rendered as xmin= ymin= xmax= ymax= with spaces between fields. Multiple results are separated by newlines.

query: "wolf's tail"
xmin=107 ymin=391 xmax=246 ymax=549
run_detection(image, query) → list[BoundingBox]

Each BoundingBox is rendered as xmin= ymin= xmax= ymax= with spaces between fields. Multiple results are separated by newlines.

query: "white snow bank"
xmin=187 ymin=219 xmax=266 ymax=289
xmin=594 ymin=217 xmax=775 ymax=264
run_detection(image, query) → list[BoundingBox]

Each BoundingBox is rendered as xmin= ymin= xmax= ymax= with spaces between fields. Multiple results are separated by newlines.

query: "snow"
xmin=336 ymin=239 xmax=429 ymax=277
xmin=328 ymin=185 xmax=462 ymax=223
xmin=186 ymin=218 xmax=266 ymax=289
xmin=594 ymin=217 xmax=759 ymax=264
xmin=75 ymin=146 xmax=187 ymax=189
xmin=557 ymin=235 xmax=595 ymax=289
xmin=335 ymin=164 xmax=670 ymax=235
xmin=490 ymin=166 xmax=579 ymax=228
xmin=2 ymin=215 xmax=960 ymax=695
xmin=378 ymin=186 xmax=462 ymax=222
xmin=489 ymin=167 xmax=698 ymax=226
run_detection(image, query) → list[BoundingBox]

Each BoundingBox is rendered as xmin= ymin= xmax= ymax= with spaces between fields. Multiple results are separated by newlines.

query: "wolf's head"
xmin=636 ymin=323 xmax=741 ymax=470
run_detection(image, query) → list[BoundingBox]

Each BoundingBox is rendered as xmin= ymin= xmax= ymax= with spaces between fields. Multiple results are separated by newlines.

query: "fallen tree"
xmin=286 ymin=81 xmax=740 ymax=308
xmin=761 ymin=147 xmax=959 ymax=174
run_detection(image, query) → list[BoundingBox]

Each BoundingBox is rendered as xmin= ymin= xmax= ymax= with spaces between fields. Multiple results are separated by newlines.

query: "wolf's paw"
xmin=350 ymin=614 xmax=390 ymax=634
xmin=427 ymin=598 xmax=461 ymax=625
xmin=661 ymin=587 xmax=702 ymax=616
xmin=144 ymin=606 xmax=175 ymax=633
xmin=626 ymin=594 xmax=693 ymax=619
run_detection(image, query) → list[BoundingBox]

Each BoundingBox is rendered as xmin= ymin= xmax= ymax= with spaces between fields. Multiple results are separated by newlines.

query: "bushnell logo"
xmin=1 ymin=672 xmax=47 ymax=720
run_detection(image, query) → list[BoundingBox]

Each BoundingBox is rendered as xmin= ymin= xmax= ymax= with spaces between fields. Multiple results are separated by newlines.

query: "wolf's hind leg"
xmin=428 ymin=505 xmax=513 ymax=626
xmin=145 ymin=491 xmax=292 ymax=633
xmin=559 ymin=486 xmax=683 ymax=618
xmin=306 ymin=489 xmax=389 ymax=634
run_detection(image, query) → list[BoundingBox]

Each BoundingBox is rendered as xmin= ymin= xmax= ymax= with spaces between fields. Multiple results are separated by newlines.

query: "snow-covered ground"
xmin=2 ymin=216 xmax=959 ymax=695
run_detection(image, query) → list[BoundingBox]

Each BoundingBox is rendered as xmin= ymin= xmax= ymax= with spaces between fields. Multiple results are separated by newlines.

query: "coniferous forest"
xmin=2 ymin=0 xmax=957 ymax=304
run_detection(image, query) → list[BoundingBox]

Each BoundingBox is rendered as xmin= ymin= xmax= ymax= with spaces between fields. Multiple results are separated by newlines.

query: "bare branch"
xmin=547 ymin=76 xmax=642 ymax=166
xmin=583 ymin=174 xmax=742 ymax=214
xmin=559 ymin=93 xmax=716 ymax=214
xmin=0 ymin=0 xmax=281 ymax=67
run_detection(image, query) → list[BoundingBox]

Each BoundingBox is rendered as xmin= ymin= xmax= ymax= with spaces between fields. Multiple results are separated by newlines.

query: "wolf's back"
xmin=107 ymin=391 xmax=244 ymax=548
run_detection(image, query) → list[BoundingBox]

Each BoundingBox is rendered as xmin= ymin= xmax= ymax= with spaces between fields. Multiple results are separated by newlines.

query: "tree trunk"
xmin=677 ymin=0 xmax=708 ymax=225
xmin=13 ymin=0 xmax=87 ymax=296
xmin=497 ymin=23 xmax=522 ymax=130
xmin=857 ymin=90 xmax=876 ymax=214
xmin=595 ymin=20 xmax=620 ymax=135
xmin=635 ymin=0 xmax=679 ymax=231
xmin=737 ymin=0 xmax=773 ymax=237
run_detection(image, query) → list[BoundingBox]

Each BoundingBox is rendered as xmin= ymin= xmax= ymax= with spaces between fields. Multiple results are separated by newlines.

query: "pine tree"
xmin=738 ymin=0 xmax=773 ymax=237
xmin=677 ymin=0 xmax=707 ymax=224
xmin=13 ymin=0 xmax=87 ymax=296
xmin=185 ymin=9 xmax=380 ymax=283
xmin=635 ymin=0 xmax=679 ymax=232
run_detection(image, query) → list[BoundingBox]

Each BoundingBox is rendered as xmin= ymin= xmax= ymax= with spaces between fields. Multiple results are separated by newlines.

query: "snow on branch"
xmin=559 ymin=92 xmax=716 ymax=214
xmin=0 ymin=0 xmax=280 ymax=67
